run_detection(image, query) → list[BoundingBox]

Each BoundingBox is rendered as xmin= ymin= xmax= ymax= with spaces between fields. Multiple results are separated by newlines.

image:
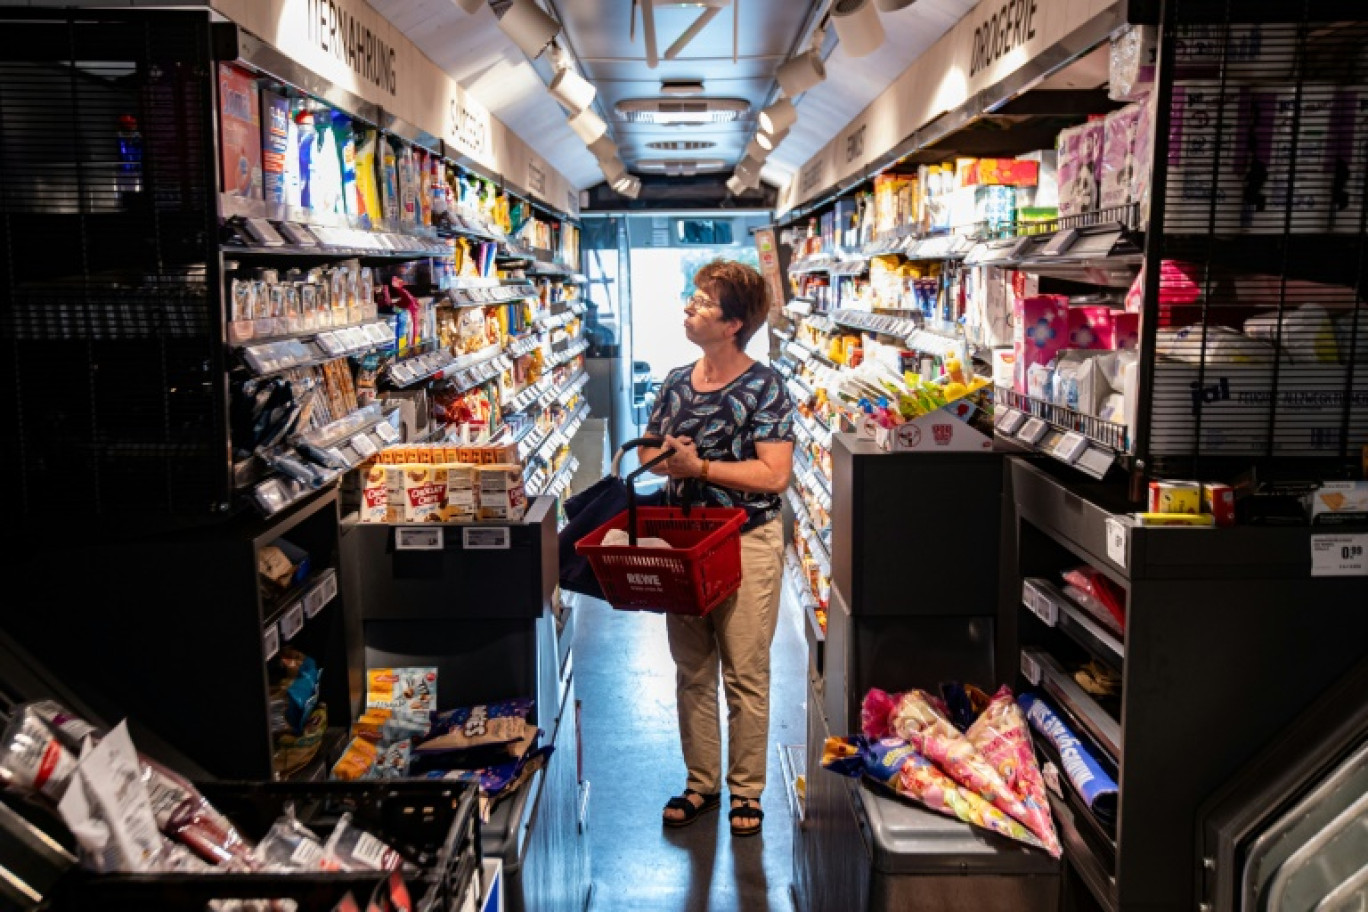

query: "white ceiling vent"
xmin=646 ymin=140 xmax=717 ymax=151
xmin=614 ymin=97 xmax=749 ymax=125
xmin=635 ymin=159 xmax=727 ymax=176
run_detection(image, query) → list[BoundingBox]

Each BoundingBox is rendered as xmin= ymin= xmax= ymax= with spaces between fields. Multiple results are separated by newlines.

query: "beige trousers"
xmin=666 ymin=518 xmax=784 ymax=799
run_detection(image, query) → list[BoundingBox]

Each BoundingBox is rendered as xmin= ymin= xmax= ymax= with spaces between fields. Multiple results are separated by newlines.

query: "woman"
xmin=640 ymin=259 xmax=795 ymax=838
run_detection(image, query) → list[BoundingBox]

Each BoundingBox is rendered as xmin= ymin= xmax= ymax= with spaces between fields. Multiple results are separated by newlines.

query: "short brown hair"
xmin=693 ymin=259 xmax=769 ymax=350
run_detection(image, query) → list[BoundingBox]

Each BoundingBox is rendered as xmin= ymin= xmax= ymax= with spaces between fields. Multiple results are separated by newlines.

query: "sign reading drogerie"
xmin=307 ymin=0 xmax=398 ymax=95
xmin=969 ymin=0 xmax=1039 ymax=78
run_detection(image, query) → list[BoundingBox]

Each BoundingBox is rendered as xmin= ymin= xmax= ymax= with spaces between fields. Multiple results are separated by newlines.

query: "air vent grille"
xmin=646 ymin=140 xmax=717 ymax=150
xmin=614 ymin=97 xmax=749 ymax=124
xmin=635 ymin=159 xmax=727 ymax=176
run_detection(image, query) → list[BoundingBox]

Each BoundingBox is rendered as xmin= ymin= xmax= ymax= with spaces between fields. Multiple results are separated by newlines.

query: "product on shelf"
xmin=415 ymin=698 xmax=535 ymax=755
xmin=218 ymin=64 xmax=263 ymax=200
xmin=1019 ymin=692 xmax=1118 ymax=828
xmin=1060 ymin=566 xmax=1126 ymax=632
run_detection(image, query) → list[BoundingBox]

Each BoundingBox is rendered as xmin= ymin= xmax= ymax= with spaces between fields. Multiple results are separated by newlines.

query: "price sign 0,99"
xmin=1311 ymin=534 xmax=1368 ymax=577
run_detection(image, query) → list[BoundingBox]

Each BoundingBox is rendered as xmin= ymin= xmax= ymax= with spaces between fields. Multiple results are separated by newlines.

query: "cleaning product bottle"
xmin=294 ymin=109 xmax=316 ymax=210
xmin=115 ymin=114 xmax=143 ymax=200
xmin=332 ymin=110 xmax=359 ymax=217
xmin=284 ymin=110 xmax=302 ymax=208
xmin=354 ymin=129 xmax=382 ymax=226
xmin=313 ymin=117 xmax=343 ymax=215
xmin=379 ymin=138 xmax=399 ymax=222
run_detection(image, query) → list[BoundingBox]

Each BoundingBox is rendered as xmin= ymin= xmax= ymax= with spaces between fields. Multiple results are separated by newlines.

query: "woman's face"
xmin=683 ymin=288 xmax=740 ymax=348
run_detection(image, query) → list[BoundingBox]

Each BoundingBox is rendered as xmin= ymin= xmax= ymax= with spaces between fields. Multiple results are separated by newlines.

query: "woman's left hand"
xmin=662 ymin=435 xmax=704 ymax=479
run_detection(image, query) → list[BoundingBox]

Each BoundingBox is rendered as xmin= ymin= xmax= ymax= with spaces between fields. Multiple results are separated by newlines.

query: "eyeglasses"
xmin=683 ymin=293 xmax=720 ymax=312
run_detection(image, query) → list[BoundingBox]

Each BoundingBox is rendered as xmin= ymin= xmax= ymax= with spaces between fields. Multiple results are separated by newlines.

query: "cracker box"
xmin=477 ymin=464 xmax=528 ymax=522
xmin=1113 ymin=312 xmax=1141 ymax=350
xmin=365 ymin=667 xmax=437 ymax=715
xmin=402 ymin=465 xmax=448 ymax=523
xmin=965 ymin=158 xmax=1040 ymax=187
xmin=361 ymin=464 xmax=389 ymax=523
xmin=442 ymin=463 xmax=477 ymax=522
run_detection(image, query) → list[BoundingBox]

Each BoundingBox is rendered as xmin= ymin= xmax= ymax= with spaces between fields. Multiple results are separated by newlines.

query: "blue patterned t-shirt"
xmin=646 ymin=361 xmax=795 ymax=531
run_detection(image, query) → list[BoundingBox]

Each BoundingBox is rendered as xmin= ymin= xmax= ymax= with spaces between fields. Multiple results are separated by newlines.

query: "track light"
xmin=725 ymin=175 xmax=749 ymax=196
xmin=496 ymin=0 xmax=561 ymax=59
xmin=758 ymin=98 xmax=797 ymax=135
xmin=587 ymin=136 xmax=617 ymax=162
xmin=735 ymin=155 xmax=763 ymax=183
xmin=744 ymin=136 xmax=770 ymax=161
xmin=876 ymin=0 xmax=919 ymax=8
xmin=832 ymin=0 xmax=885 ymax=58
xmin=549 ymin=67 xmax=597 ymax=113
xmin=613 ymin=175 xmax=641 ymax=198
xmin=756 ymin=126 xmax=790 ymax=152
xmin=567 ymin=108 xmax=608 ymax=145
xmin=732 ymin=166 xmax=761 ymax=190
xmin=457 ymin=0 xmax=486 ymax=13
xmin=601 ymin=157 xmax=626 ymax=184
xmin=776 ymin=49 xmax=826 ymax=98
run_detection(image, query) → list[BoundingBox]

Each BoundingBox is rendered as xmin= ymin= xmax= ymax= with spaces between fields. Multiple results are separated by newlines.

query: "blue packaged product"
xmin=415 ymin=698 xmax=534 ymax=754
xmin=1019 ymin=693 xmax=1118 ymax=825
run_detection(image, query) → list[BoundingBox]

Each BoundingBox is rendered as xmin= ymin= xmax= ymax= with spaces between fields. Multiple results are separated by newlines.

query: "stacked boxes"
xmin=359 ymin=443 xmax=526 ymax=524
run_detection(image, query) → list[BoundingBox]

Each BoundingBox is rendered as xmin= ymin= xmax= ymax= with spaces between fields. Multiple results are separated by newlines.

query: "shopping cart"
xmin=573 ymin=438 xmax=747 ymax=616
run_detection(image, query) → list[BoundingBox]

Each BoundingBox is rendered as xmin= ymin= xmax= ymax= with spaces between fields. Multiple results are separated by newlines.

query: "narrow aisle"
xmin=573 ymin=577 xmax=808 ymax=912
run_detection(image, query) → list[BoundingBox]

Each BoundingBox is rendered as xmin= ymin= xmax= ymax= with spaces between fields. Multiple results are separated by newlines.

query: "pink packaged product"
xmin=1068 ymin=306 xmax=1116 ymax=350
xmin=1131 ymin=95 xmax=1155 ymax=224
xmin=1100 ymin=104 xmax=1143 ymax=211
xmin=1113 ymin=312 xmax=1141 ymax=350
xmin=1166 ymin=82 xmax=1249 ymax=233
xmin=1013 ymin=294 xmax=1070 ymax=393
xmin=1057 ymin=119 xmax=1105 ymax=217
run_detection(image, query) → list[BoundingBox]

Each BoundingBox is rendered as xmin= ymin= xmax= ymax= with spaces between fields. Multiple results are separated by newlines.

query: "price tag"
xmin=1016 ymin=417 xmax=1049 ymax=445
xmin=303 ymin=585 xmax=325 ymax=618
xmin=1033 ymin=591 xmax=1058 ymax=626
xmin=1040 ymin=227 xmax=1079 ymax=257
xmin=395 ymin=527 xmax=444 ymax=550
xmin=390 ymin=364 xmax=413 ymax=385
xmin=1105 ymin=517 xmax=1128 ymax=569
xmin=262 ymin=623 xmax=280 ymax=661
xmin=374 ymin=421 xmax=399 ymax=444
xmin=1310 ymin=534 xmax=1368 ymax=577
xmin=1020 ymin=651 xmax=1042 ymax=686
xmin=326 ymin=447 xmax=349 ymax=468
xmin=464 ymin=527 xmax=511 ymax=550
xmin=280 ymin=602 xmax=304 ymax=640
xmin=317 ymin=569 xmax=338 ymax=605
xmin=1053 ymin=431 xmax=1089 ymax=464
xmin=351 ymin=434 xmax=378 ymax=458
xmin=1075 ymin=447 xmax=1115 ymax=479
xmin=996 ymin=408 xmax=1026 ymax=434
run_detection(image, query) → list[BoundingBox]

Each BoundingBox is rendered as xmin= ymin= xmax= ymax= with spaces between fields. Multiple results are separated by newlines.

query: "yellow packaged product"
xmin=331 ymin=736 xmax=379 ymax=781
xmin=360 ymin=464 xmax=389 ymax=523
xmin=477 ymin=464 xmax=528 ymax=522
xmin=402 ymin=465 xmax=448 ymax=523
xmin=441 ymin=462 xmax=477 ymax=522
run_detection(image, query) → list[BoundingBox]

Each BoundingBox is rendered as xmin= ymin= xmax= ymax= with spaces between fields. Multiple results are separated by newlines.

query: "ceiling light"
xmin=735 ymin=155 xmax=763 ymax=181
xmin=758 ymin=98 xmax=797 ymax=135
xmin=744 ymin=136 xmax=771 ymax=161
xmin=567 ymin=108 xmax=608 ymax=144
xmin=646 ymin=140 xmax=717 ymax=150
xmin=615 ymin=97 xmax=749 ymax=124
xmin=587 ymin=136 xmax=617 ymax=161
xmin=725 ymin=175 xmax=749 ymax=195
xmin=732 ymin=166 xmax=761 ymax=190
xmin=613 ymin=175 xmax=642 ymax=198
xmin=457 ymin=0 xmax=485 ymax=13
xmin=876 ymin=0 xmax=919 ymax=8
xmin=756 ymin=126 xmax=790 ymax=152
xmin=832 ymin=0 xmax=885 ymax=58
xmin=661 ymin=80 xmax=705 ymax=96
xmin=496 ymin=0 xmax=561 ymax=59
xmin=776 ymin=49 xmax=826 ymax=98
xmin=549 ymin=67 xmax=597 ymax=113
xmin=636 ymin=158 xmax=726 ymax=174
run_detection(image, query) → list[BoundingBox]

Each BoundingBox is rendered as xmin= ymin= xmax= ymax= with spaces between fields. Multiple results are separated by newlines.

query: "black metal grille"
xmin=0 ymin=12 xmax=226 ymax=521
xmin=1138 ymin=3 xmax=1368 ymax=478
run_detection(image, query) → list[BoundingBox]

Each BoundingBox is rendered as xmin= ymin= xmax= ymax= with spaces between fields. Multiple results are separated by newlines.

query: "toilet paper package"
xmin=1245 ymin=85 xmax=1368 ymax=234
xmin=1057 ymin=120 xmax=1105 ymax=218
xmin=1100 ymin=104 xmax=1144 ymax=211
xmin=1109 ymin=24 xmax=1158 ymax=102
xmin=1172 ymin=22 xmax=1299 ymax=82
xmin=1165 ymin=82 xmax=1250 ymax=233
xmin=1013 ymin=294 xmax=1070 ymax=394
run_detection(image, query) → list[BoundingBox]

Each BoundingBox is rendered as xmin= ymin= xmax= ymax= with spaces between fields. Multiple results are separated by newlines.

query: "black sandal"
xmin=662 ymin=789 xmax=720 ymax=828
xmin=729 ymin=798 xmax=764 ymax=837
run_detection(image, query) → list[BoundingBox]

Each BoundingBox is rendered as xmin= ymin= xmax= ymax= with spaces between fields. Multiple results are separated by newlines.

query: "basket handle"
xmin=619 ymin=438 xmax=673 ymax=546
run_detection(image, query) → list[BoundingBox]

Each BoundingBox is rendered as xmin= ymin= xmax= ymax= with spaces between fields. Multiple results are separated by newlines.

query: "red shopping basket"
xmin=574 ymin=439 xmax=747 ymax=616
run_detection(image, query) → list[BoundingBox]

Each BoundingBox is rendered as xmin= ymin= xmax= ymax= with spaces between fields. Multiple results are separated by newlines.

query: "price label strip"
xmin=463 ymin=527 xmax=511 ymax=550
xmin=280 ymin=602 xmax=304 ymax=641
xmin=1310 ymin=534 xmax=1368 ymax=577
xmin=1105 ymin=517 xmax=1129 ymax=570
xmin=262 ymin=623 xmax=280 ymax=662
xmin=1020 ymin=651 xmax=1043 ymax=687
xmin=395 ymin=527 xmax=444 ymax=551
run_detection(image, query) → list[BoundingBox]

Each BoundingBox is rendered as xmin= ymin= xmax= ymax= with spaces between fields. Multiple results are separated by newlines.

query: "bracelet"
xmin=700 ymin=459 xmax=710 ymax=482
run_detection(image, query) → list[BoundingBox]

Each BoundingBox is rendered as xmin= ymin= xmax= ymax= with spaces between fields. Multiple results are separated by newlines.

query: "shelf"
xmin=994 ymin=386 xmax=1128 ymax=481
xmin=548 ymin=339 xmax=589 ymax=369
xmin=239 ymin=322 xmax=394 ymax=377
xmin=831 ymin=308 xmax=917 ymax=338
xmin=386 ymin=341 xmax=509 ymax=390
xmin=445 ymin=283 xmax=537 ymax=307
xmin=436 ymin=214 xmax=505 ymax=244
xmin=788 ymin=255 xmax=867 ymax=276
xmin=261 ymin=566 xmax=341 ymax=653
xmin=227 ymin=313 xmax=384 ymax=348
xmin=282 ymin=725 xmax=349 ymax=782
xmin=1022 ymin=579 xmax=1125 ymax=671
xmin=220 ymin=196 xmax=449 ymax=258
xmin=292 ymin=405 xmax=400 ymax=468
xmin=1045 ymin=784 xmax=1118 ymax=912
xmin=536 ymin=456 xmax=580 ymax=499
xmin=777 ymin=741 xmax=807 ymax=823
xmin=523 ymin=403 xmax=590 ymax=472
xmin=1020 ymin=647 xmax=1121 ymax=764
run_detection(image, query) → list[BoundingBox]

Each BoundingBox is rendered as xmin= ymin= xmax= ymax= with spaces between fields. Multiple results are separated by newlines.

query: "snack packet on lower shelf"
xmin=965 ymin=686 xmax=1061 ymax=856
xmin=414 ymin=698 xmax=534 ymax=755
xmin=821 ymin=736 xmax=1046 ymax=851
xmin=322 ymin=812 xmax=403 ymax=872
xmin=251 ymin=813 xmax=337 ymax=872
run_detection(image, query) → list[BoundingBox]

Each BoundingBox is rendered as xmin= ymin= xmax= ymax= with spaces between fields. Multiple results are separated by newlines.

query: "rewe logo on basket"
xmin=627 ymin=573 xmax=663 ymax=589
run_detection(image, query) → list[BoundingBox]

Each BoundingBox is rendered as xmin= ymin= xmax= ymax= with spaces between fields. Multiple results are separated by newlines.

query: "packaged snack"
xmin=365 ymin=667 xmax=437 ymax=717
xmin=966 ymin=686 xmax=1058 ymax=850
xmin=251 ymin=813 xmax=335 ymax=871
xmin=1147 ymin=480 xmax=1202 ymax=514
xmin=0 ymin=704 xmax=79 ymax=800
xmin=361 ymin=464 xmax=390 ymax=523
xmin=402 ymin=465 xmax=448 ymax=523
xmin=1060 ymin=566 xmax=1126 ymax=630
xmin=415 ymin=699 xmax=534 ymax=754
xmin=331 ymin=737 xmax=379 ymax=782
xmin=477 ymin=464 xmax=527 ymax=522
xmin=56 ymin=722 xmax=164 ymax=873
xmin=322 ymin=812 xmax=402 ymax=871
xmin=366 ymin=740 xmax=413 ymax=781
xmin=1020 ymin=693 xmax=1118 ymax=826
